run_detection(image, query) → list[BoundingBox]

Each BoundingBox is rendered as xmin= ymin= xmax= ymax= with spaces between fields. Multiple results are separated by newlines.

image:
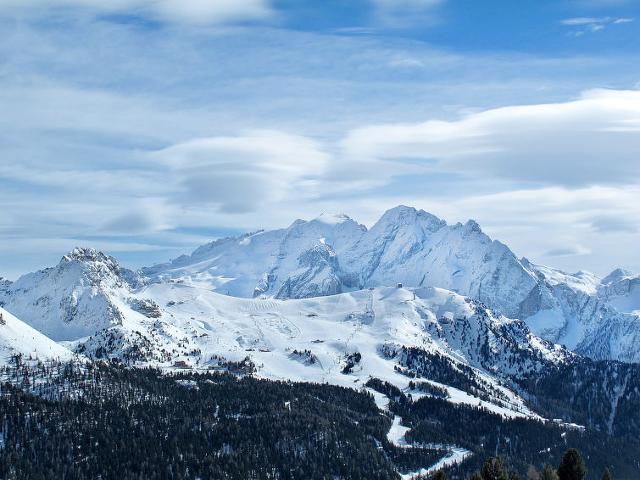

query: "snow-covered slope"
xmin=0 ymin=307 xmax=73 ymax=364
xmin=0 ymin=245 xmax=571 ymax=417
xmin=143 ymin=206 xmax=640 ymax=362
xmin=138 ymin=283 xmax=568 ymax=380
xmin=56 ymin=281 xmax=582 ymax=415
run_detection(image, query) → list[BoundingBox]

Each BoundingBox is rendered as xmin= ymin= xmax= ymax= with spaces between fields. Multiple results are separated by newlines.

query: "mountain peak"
xmin=57 ymin=247 xmax=141 ymax=290
xmin=601 ymin=267 xmax=634 ymax=285
xmin=464 ymin=219 xmax=482 ymax=233
xmin=376 ymin=205 xmax=446 ymax=232
xmin=62 ymin=247 xmax=112 ymax=264
xmin=380 ymin=205 xmax=418 ymax=220
xmin=312 ymin=212 xmax=354 ymax=225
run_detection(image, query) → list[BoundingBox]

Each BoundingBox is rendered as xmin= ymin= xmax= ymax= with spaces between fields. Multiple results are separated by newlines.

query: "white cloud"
xmin=373 ymin=0 xmax=443 ymax=9
xmin=152 ymin=0 xmax=273 ymax=24
xmin=561 ymin=16 xmax=634 ymax=34
xmin=0 ymin=0 xmax=274 ymax=25
xmin=545 ymin=245 xmax=592 ymax=257
xmin=342 ymin=89 xmax=640 ymax=186
xmin=371 ymin=0 xmax=444 ymax=27
xmin=4 ymin=85 xmax=640 ymax=277
xmin=152 ymin=130 xmax=330 ymax=213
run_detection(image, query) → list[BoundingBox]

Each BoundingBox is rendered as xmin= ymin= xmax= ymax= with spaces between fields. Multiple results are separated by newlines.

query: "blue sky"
xmin=0 ymin=0 xmax=639 ymax=279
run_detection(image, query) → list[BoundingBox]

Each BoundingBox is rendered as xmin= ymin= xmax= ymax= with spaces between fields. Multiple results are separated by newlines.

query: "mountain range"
xmin=1 ymin=205 xmax=640 ymax=450
xmin=138 ymin=205 xmax=640 ymax=362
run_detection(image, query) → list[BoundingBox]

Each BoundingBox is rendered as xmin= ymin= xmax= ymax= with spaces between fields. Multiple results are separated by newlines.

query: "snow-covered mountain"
xmin=143 ymin=207 xmax=537 ymax=317
xmin=143 ymin=206 xmax=640 ymax=362
xmin=2 ymin=207 xmax=639 ymax=364
xmin=143 ymin=213 xmax=367 ymax=299
xmin=0 ymin=248 xmax=181 ymax=363
xmin=0 ymin=248 xmax=143 ymax=341
xmin=598 ymin=268 xmax=640 ymax=315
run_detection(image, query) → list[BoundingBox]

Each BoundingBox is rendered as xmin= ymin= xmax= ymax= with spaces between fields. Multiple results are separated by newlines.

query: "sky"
xmin=0 ymin=0 xmax=639 ymax=279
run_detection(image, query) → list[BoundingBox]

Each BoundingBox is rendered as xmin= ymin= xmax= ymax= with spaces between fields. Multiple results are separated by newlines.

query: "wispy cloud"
xmin=152 ymin=131 xmax=330 ymax=213
xmin=561 ymin=16 xmax=634 ymax=35
xmin=589 ymin=215 xmax=638 ymax=233
xmin=342 ymin=89 xmax=640 ymax=187
xmin=371 ymin=0 xmax=444 ymax=28
xmin=545 ymin=245 xmax=592 ymax=257
xmin=0 ymin=0 xmax=275 ymax=25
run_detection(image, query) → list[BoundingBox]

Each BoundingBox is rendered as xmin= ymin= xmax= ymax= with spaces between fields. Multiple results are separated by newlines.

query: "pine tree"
xmin=541 ymin=465 xmax=559 ymax=480
xmin=557 ymin=449 xmax=587 ymax=480
xmin=433 ymin=471 xmax=447 ymax=480
xmin=601 ymin=468 xmax=612 ymax=480
xmin=527 ymin=465 xmax=541 ymax=480
xmin=481 ymin=457 xmax=508 ymax=480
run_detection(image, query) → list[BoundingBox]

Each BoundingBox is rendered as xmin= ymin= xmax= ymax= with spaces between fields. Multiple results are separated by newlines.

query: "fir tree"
xmin=526 ymin=465 xmax=541 ymax=480
xmin=541 ymin=465 xmax=559 ymax=480
xmin=481 ymin=457 xmax=508 ymax=480
xmin=433 ymin=471 xmax=447 ymax=480
xmin=557 ymin=449 xmax=587 ymax=480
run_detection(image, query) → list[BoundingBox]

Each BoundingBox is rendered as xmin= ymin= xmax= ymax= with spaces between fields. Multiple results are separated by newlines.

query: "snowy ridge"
xmin=598 ymin=268 xmax=640 ymax=315
xmin=524 ymin=262 xmax=640 ymax=362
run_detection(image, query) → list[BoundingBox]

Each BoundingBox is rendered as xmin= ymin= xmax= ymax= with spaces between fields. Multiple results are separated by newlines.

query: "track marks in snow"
xmin=385 ymin=406 xmax=472 ymax=478
xmin=403 ymin=448 xmax=472 ymax=479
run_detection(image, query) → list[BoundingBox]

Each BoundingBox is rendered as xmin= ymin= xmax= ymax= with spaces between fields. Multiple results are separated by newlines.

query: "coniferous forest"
xmin=0 ymin=359 xmax=637 ymax=479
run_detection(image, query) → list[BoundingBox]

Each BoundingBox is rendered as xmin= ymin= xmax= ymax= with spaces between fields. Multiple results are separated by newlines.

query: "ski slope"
xmin=0 ymin=307 xmax=73 ymax=364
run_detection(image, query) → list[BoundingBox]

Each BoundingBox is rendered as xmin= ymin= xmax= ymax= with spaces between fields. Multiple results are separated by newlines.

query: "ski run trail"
xmin=372 ymin=390 xmax=473 ymax=479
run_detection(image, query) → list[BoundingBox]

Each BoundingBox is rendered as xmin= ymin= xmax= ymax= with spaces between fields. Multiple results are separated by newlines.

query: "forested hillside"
xmin=1 ymin=360 xmax=638 ymax=479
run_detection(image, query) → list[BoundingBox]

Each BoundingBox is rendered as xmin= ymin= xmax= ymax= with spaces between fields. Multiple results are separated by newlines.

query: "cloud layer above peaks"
xmin=343 ymin=89 xmax=640 ymax=186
